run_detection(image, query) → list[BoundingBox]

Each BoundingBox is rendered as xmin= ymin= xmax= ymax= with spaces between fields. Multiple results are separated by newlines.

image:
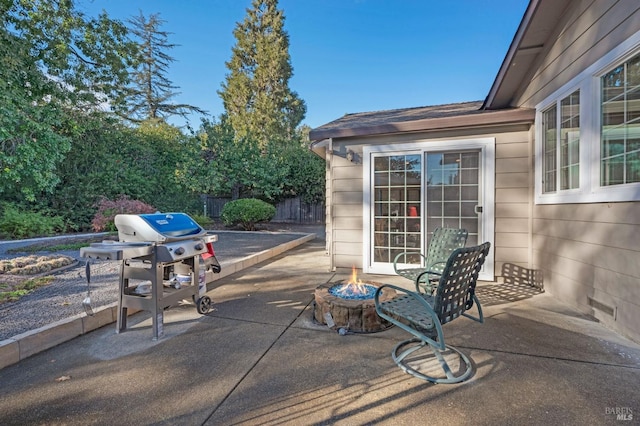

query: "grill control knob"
xmin=194 ymin=243 xmax=204 ymax=250
xmin=174 ymin=247 xmax=185 ymax=256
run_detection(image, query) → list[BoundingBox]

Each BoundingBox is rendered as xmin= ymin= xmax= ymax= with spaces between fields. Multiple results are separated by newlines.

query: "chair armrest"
xmin=392 ymin=251 xmax=428 ymax=273
xmin=414 ymin=269 xmax=442 ymax=293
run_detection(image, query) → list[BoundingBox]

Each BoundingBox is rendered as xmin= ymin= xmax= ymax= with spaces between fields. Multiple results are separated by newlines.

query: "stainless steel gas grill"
xmin=80 ymin=212 xmax=220 ymax=340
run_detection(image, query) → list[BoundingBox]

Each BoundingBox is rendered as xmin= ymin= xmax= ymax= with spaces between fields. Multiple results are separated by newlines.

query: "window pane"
xmin=601 ymin=52 xmax=640 ymax=186
xmin=560 ymin=90 xmax=580 ymax=190
xmin=627 ymin=54 xmax=640 ymax=87
xmin=374 ymin=157 xmax=389 ymax=171
xmin=374 ymin=172 xmax=388 ymax=186
xmin=627 ymin=151 xmax=640 ymax=183
xmin=626 ymin=87 xmax=640 ymax=123
xmin=602 ymin=64 xmax=625 ymax=102
xmin=602 ymin=156 xmax=624 ymax=186
xmin=543 ymin=105 xmax=557 ymax=193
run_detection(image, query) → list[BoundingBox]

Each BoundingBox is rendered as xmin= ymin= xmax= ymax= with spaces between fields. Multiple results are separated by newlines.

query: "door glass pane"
xmin=425 ymin=151 xmax=479 ymax=247
xmin=372 ymin=154 xmax=421 ymax=263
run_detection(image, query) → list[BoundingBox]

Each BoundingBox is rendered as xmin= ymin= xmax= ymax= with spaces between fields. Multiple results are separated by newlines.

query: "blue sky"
xmin=79 ymin=0 xmax=530 ymax=129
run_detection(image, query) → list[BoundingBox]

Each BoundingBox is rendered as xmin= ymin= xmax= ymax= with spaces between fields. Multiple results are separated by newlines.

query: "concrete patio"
xmin=0 ymin=238 xmax=638 ymax=425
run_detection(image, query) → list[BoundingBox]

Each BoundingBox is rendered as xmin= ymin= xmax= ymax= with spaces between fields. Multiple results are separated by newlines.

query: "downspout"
xmin=328 ymin=138 xmax=335 ymax=271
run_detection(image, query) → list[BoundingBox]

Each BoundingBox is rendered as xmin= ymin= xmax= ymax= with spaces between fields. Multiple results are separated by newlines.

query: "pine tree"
xmin=218 ymin=0 xmax=306 ymax=147
xmin=124 ymin=12 xmax=205 ymax=123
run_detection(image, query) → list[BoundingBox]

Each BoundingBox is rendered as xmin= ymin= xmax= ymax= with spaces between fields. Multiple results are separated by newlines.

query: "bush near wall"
xmin=220 ymin=198 xmax=275 ymax=231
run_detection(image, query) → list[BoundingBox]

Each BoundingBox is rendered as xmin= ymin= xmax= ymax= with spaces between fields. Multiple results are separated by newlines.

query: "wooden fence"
xmin=206 ymin=196 xmax=324 ymax=224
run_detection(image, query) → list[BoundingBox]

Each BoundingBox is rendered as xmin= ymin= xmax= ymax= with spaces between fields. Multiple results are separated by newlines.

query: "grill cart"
xmin=80 ymin=212 xmax=221 ymax=340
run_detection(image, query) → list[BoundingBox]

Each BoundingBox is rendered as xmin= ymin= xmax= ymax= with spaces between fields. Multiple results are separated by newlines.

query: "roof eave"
xmin=309 ymin=138 xmax=330 ymax=159
xmin=483 ymin=0 xmax=540 ymax=110
xmin=309 ymin=108 xmax=535 ymax=141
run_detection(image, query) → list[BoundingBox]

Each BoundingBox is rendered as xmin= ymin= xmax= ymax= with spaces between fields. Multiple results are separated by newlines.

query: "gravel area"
xmin=0 ymin=224 xmax=323 ymax=341
xmin=0 ymin=259 xmax=119 ymax=341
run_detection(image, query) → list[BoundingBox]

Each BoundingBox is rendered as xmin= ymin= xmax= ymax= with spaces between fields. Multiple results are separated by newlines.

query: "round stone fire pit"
xmin=313 ymin=280 xmax=397 ymax=333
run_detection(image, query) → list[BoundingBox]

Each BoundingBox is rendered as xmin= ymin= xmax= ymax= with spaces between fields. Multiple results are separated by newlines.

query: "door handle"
xmin=474 ymin=205 xmax=483 ymax=214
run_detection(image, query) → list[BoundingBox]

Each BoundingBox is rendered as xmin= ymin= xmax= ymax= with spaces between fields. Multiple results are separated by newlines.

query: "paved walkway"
xmin=0 ymin=228 xmax=319 ymax=355
xmin=0 ymin=236 xmax=639 ymax=425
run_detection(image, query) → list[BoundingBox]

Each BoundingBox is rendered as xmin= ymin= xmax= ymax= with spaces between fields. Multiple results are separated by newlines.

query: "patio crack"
xmin=201 ymin=295 xmax=320 ymax=425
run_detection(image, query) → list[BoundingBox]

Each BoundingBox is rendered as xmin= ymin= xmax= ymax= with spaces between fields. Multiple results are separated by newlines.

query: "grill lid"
xmin=115 ymin=212 xmax=206 ymax=243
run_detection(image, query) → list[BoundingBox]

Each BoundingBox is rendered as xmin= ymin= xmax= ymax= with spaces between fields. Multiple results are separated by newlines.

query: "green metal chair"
xmin=393 ymin=227 xmax=468 ymax=294
xmin=375 ymin=242 xmax=490 ymax=384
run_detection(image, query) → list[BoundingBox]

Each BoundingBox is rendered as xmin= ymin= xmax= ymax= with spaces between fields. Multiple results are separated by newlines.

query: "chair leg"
xmin=391 ymin=338 xmax=475 ymax=384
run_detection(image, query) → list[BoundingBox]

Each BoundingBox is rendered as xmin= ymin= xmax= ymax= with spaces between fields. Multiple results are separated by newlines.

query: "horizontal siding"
xmin=332 ymin=164 xmax=362 ymax=180
xmin=519 ymin=0 xmax=640 ymax=107
xmin=333 ymin=204 xmax=361 ymax=217
xmin=494 ymin=131 xmax=531 ymax=281
xmin=495 ymin=172 xmax=528 ymax=189
xmin=331 ymin=149 xmax=364 ymax=269
xmin=496 ymin=218 xmax=528 ymax=233
xmin=535 ymin=203 xmax=640 ymax=225
xmin=495 ymin=141 xmax=528 ymax=158
xmin=332 ymin=229 xmax=361 ymax=243
xmin=534 ymin=217 xmax=640 ymax=252
xmin=332 ymin=191 xmax=363 ymax=205
xmin=533 ymin=234 xmax=640 ymax=280
xmin=533 ymin=202 xmax=640 ymax=342
xmin=535 ymin=247 xmax=640 ymax=343
xmin=495 ymin=232 xmax=528 ymax=248
xmin=495 ymin=247 xmax=528 ymax=263
xmin=496 ymin=157 xmax=529 ymax=173
xmin=333 ymin=242 xmax=361 ymax=258
xmin=334 ymin=255 xmax=362 ymax=269
xmin=496 ymin=203 xmax=529 ymax=218
xmin=496 ymin=188 xmax=529 ymax=204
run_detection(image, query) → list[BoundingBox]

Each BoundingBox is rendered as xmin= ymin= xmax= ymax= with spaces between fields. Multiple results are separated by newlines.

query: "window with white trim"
xmin=535 ymin=30 xmax=640 ymax=204
xmin=601 ymin=52 xmax=640 ymax=187
xmin=542 ymin=90 xmax=580 ymax=193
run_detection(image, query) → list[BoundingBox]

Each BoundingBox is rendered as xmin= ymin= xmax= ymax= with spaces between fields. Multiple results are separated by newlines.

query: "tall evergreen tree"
xmin=218 ymin=0 xmax=306 ymax=147
xmin=124 ymin=12 xmax=205 ymax=123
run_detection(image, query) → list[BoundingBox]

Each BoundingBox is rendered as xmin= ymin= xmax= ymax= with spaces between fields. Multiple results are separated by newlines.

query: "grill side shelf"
xmin=80 ymin=242 xmax=153 ymax=260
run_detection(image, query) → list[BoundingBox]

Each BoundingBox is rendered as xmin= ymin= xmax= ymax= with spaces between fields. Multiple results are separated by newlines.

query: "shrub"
xmin=220 ymin=198 xmax=275 ymax=231
xmin=0 ymin=204 xmax=65 ymax=239
xmin=91 ymin=195 xmax=156 ymax=232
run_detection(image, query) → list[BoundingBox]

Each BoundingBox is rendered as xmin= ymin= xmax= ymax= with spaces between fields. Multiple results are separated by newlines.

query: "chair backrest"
xmin=432 ymin=242 xmax=491 ymax=325
xmin=424 ymin=227 xmax=469 ymax=274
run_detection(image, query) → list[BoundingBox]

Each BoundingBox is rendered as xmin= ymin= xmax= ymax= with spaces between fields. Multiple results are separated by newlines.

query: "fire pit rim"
xmin=313 ymin=280 xmax=397 ymax=333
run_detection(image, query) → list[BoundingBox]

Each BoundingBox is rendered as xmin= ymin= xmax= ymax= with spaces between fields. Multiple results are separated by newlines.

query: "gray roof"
xmin=313 ymin=100 xmax=483 ymax=133
xmin=309 ymin=100 xmax=533 ymax=141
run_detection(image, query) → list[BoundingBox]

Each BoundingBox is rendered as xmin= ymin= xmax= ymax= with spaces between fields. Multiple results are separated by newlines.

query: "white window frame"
xmin=363 ymin=137 xmax=495 ymax=281
xmin=538 ymin=88 xmax=583 ymax=197
xmin=535 ymin=29 xmax=640 ymax=204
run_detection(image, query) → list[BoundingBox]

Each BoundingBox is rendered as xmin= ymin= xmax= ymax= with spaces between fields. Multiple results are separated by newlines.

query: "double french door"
xmin=365 ymin=140 xmax=494 ymax=280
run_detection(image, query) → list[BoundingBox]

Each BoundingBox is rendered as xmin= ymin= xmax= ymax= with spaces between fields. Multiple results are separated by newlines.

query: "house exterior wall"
xmin=516 ymin=0 xmax=640 ymax=109
xmin=328 ymin=125 xmax=531 ymax=279
xmin=515 ymin=0 xmax=640 ymax=342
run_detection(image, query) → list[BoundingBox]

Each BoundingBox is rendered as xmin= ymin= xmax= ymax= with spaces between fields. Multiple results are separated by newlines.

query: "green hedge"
xmin=0 ymin=204 xmax=65 ymax=239
xmin=220 ymin=199 xmax=275 ymax=231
